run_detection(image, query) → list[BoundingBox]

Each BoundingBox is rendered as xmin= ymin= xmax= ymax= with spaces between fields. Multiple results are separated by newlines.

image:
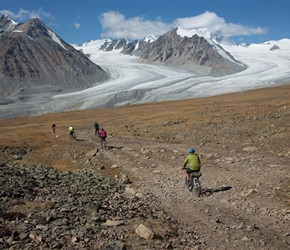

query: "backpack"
xmin=99 ymin=130 xmax=107 ymax=138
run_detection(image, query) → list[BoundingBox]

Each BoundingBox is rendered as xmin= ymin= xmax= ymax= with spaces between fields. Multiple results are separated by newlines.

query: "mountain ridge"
xmin=137 ymin=27 xmax=246 ymax=76
xmin=0 ymin=14 xmax=17 ymax=34
xmin=1 ymin=15 xmax=290 ymax=120
xmin=0 ymin=16 xmax=110 ymax=97
xmin=85 ymin=27 xmax=247 ymax=76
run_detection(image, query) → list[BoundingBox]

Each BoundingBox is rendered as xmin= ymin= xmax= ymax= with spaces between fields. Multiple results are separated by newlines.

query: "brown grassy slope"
xmin=0 ymin=84 xmax=289 ymax=172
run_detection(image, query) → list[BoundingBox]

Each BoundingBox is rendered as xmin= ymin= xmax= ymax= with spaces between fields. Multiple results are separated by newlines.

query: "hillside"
xmin=0 ymin=84 xmax=289 ymax=249
xmin=0 ymin=16 xmax=110 ymax=97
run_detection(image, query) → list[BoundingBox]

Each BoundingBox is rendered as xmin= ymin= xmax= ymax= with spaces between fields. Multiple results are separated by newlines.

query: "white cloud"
xmin=0 ymin=8 xmax=53 ymax=21
xmin=174 ymin=11 xmax=267 ymax=37
xmin=74 ymin=22 xmax=81 ymax=29
xmin=99 ymin=10 xmax=267 ymax=40
xmin=99 ymin=11 xmax=172 ymax=40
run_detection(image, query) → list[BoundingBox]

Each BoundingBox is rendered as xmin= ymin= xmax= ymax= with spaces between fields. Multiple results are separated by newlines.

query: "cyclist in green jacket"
xmin=68 ymin=125 xmax=75 ymax=140
xmin=182 ymin=149 xmax=201 ymax=182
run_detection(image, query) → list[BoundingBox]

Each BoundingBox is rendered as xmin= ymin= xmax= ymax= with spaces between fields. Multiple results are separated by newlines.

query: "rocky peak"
xmin=98 ymin=27 xmax=246 ymax=76
xmin=270 ymin=44 xmax=280 ymax=51
xmin=23 ymin=18 xmax=52 ymax=39
xmin=143 ymin=34 xmax=157 ymax=43
xmin=0 ymin=14 xmax=17 ymax=34
xmin=0 ymin=16 xmax=110 ymax=97
xmin=100 ymin=37 xmax=129 ymax=51
xmin=138 ymin=27 xmax=246 ymax=77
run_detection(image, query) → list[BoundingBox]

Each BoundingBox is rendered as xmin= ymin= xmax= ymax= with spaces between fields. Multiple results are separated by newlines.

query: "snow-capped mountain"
xmin=96 ymin=26 xmax=237 ymax=53
xmin=97 ymin=26 xmax=236 ymax=53
xmin=94 ymin=27 xmax=245 ymax=76
xmin=99 ymin=38 xmax=129 ymax=51
xmin=137 ymin=27 xmax=246 ymax=77
xmin=143 ymin=35 xmax=158 ymax=43
xmin=1 ymin=15 xmax=290 ymax=120
xmin=179 ymin=27 xmax=236 ymax=46
xmin=66 ymin=36 xmax=290 ymax=112
xmin=0 ymin=15 xmax=110 ymax=97
xmin=74 ymin=38 xmax=112 ymax=50
xmin=0 ymin=14 xmax=17 ymax=34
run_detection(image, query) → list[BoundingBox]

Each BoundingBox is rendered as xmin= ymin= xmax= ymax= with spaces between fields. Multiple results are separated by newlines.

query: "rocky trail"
xmin=96 ymin=134 xmax=289 ymax=249
xmin=0 ymin=85 xmax=289 ymax=249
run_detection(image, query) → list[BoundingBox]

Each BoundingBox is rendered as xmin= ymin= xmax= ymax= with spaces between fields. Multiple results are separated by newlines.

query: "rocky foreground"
xmin=0 ymin=161 xmax=188 ymax=249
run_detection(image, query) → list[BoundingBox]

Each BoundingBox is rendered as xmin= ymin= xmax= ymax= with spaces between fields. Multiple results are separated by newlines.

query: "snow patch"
xmin=47 ymin=30 xmax=67 ymax=50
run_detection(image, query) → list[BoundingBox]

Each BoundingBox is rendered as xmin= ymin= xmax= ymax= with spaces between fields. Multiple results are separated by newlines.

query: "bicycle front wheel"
xmin=193 ymin=178 xmax=201 ymax=197
xmin=185 ymin=177 xmax=193 ymax=191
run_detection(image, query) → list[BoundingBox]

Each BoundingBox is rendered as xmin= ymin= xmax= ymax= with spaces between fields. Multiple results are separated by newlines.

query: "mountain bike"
xmin=70 ymin=131 xmax=76 ymax=140
xmin=100 ymin=137 xmax=107 ymax=149
xmin=185 ymin=172 xmax=202 ymax=197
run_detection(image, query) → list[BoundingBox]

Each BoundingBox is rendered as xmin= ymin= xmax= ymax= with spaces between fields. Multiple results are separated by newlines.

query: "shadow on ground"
xmin=202 ymin=186 xmax=232 ymax=197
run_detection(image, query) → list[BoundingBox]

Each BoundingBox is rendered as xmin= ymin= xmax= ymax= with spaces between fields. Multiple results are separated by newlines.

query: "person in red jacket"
xmin=98 ymin=128 xmax=107 ymax=149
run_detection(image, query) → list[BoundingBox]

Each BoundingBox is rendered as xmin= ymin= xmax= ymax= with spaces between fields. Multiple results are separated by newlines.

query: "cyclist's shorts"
xmin=186 ymin=168 xmax=199 ymax=174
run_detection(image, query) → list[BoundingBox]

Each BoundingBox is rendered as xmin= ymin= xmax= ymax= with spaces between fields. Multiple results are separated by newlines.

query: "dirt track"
xmin=0 ymin=85 xmax=289 ymax=249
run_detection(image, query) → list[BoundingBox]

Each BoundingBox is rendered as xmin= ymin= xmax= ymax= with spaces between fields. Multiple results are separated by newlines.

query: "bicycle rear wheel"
xmin=193 ymin=178 xmax=201 ymax=197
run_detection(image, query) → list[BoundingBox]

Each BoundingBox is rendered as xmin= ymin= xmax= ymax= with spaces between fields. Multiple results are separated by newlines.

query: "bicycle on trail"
xmin=182 ymin=148 xmax=202 ymax=197
xmin=98 ymin=128 xmax=107 ymax=149
xmin=68 ymin=125 xmax=76 ymax=140
xmin=185 ymin=172 xmax=202 ymax=197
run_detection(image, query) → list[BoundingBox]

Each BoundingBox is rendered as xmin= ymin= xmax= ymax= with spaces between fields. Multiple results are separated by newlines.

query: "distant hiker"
xmin=98 ymin=128 xmax=107 ymax=149
xmin=52 ymin=123 xmax=56 ymax=133
xmin=68 ymin=125 xmax=75 ymax=140
xmin=94 ymin=122 xmax=99 ymax=136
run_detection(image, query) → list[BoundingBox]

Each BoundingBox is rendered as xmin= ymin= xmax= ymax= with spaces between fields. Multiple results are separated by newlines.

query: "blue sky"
xmin=1 ymin=1 xmax=290 ymax=45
